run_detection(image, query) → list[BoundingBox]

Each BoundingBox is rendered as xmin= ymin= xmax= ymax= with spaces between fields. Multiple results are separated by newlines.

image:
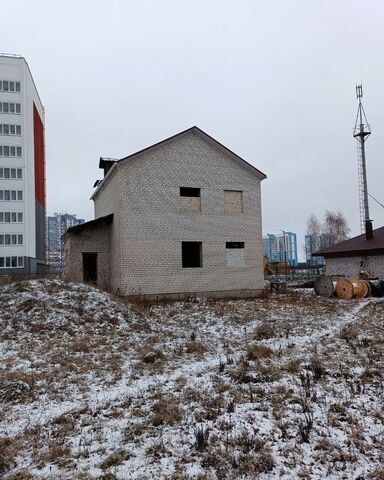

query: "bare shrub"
xmin=298 ymin=412 xmax=314 ymax=443
xmin=99 ymin=449 xmax=131 ymax=469
xmin=151 ymin=396 xmax=182 ymax=426
xmin=186 ymin=341 xmax=207 ymax=355
xmin=254 ymin=322 xmax=275 ymax=340
xmin=194 ymin=425 xmax=210 ymax=451
xmin=0 ymin=437 xmax=16 ymax=474
xmin=246 ymin=344 xmax=274 ymax=361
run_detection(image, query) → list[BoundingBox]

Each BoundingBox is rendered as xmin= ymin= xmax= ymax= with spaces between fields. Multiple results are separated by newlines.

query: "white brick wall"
xmin=326 ymin=255 xmax=384 ymax=278
xmin=73 ymin=129 xmax=266 ymax=298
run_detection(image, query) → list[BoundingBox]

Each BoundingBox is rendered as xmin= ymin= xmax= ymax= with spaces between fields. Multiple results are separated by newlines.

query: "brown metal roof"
xmin=66 ymin=214 xmax=113 ymax=234
xmin=313 ymin=225 xmax=384 ymax=258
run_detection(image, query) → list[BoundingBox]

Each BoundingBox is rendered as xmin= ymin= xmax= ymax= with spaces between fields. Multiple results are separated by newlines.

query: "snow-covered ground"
xmin=0 ymin=279 xmax=383 ymax=479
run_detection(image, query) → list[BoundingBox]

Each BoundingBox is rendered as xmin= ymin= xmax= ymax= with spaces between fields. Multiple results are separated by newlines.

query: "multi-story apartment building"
xmin=305 ymin=234 xmax=327 ymax=265
xmin=48 ymin=213 xmax=84 ymax=269
xmin=0 ymin=54 xmax=46 ymax=274
xmin=263 ymin=231 xmax=298 ymax=267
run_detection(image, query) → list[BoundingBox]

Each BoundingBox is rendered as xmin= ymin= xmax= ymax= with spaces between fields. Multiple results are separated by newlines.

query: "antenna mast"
xmin=353 ymin=85 xmax=371 ymax=233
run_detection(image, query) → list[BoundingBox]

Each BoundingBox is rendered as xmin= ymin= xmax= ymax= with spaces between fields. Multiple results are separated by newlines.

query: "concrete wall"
xmin=63 ymin=223 xmax=111 ymax=290
xmin=326 ymin=255 xmax=384 ymax=279
xmin=102 ymin=130 xmax=265 ymax=297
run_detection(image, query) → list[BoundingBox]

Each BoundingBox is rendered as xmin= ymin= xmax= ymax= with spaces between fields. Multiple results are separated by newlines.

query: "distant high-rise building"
xmin=305 ymin=234 xmax=328 ymax=265
xmin=263 ymin=231 xmax=298 ymax=267
xmin=0 ymin=54 xmax=46 ymax=274
xmin=48 ymin=213 xmax=84 ymax=269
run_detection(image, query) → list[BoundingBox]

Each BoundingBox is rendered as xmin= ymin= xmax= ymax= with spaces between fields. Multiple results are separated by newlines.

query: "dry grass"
xmin=0 ymin=280 xmax=383 ymax=479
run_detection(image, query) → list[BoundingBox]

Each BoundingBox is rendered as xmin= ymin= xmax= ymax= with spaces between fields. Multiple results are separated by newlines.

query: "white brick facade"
xmin=65 ymin=128 xmax=266 ymax=298
xmin=325 ymin=255 xmax=384 ymax=279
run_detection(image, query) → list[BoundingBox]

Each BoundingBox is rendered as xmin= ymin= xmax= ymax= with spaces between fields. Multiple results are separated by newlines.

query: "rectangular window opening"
xmin=226 ymin=242 xmax=245 ymax=249
xmin=226 ymin=241 xmax=245 ymax=267
xmin=180 ymin=187 xmax=200 ymax=197
xmin=182 ymin=241 xmax=202 ymax=268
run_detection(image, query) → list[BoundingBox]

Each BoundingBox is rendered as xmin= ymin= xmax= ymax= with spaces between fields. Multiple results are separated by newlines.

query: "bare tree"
xmin=306 ymin=214 xmax=321 ymax=236
xmin=322 ymin=210 xmax=350 ymax=246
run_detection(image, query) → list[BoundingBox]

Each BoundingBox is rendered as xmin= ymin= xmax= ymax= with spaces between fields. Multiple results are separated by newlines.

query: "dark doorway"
xmin=83 ymin=253 xmax=97 ymax=283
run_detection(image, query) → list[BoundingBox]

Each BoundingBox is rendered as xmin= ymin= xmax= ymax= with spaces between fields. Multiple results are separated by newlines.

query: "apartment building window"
xmin=0 ymin=124 xmax=21 ymax=136
xmin=0 ymin=190 xmax=23 ymax=201
xmin=0 ymin=103 xmax=21 ymax=114
xmin=0 ymin=81 xmax=21 ymax=92
xmin=0 ymin=234 xmax=23 ymax=245
xmin=0 ymin=212 xmax=23 ymax=223
xmin=182 ymin=241 xmax=202 ymax=268
xmin=0 ymin=256 xmax=24 ymax=268
xmin=0 ymin=146 xmax=22 ymax=157
xmin=226 ymin=242 xmax=245 ymax=267
xmin=224 ymin=190 xmax=243 ymax=214
xmin=0 ymin=168 xmax=23 ymax=179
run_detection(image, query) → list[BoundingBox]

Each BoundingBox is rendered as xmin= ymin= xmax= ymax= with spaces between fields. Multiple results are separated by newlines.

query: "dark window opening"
xmin=182 ymin=242 xmax=202 ymax=268
xmin=83 ymin=253 xmax=98 ymax=283
xmin=226 ymin=242 xmax=245 ymax=249
xmin=180 ymin=187 xmax=200 ymax=197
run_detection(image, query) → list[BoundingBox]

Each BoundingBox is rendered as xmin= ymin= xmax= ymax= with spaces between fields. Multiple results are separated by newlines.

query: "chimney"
xmin=365 ymin=220 xmax=373 ymax=240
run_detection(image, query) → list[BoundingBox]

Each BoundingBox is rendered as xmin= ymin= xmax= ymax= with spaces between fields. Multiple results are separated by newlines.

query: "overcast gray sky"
xmin=3 ymin=0 xmax=384 ymax=258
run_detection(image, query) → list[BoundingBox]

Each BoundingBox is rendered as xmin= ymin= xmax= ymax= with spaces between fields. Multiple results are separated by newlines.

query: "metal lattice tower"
xmin=353 ymin=85 xmax=371 ymax=233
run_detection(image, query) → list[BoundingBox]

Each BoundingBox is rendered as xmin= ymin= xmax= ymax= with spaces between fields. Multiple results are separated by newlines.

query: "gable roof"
xmin=115 ymin=126 xmax=267 ymax=180
xmin=313 ymin=225 xmax=384 ymax=258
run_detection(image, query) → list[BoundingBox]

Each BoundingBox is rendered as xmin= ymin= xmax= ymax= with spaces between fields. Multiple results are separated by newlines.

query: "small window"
xmin=9 ymin=82 xmax=15 ymax=92
xmin=11 ymin=212 xmax=16 ymax=223
xmin=9 ymin=104 xmax=14 ymax=113
xmin=0 ymin=258 xmax=3 ymax=267
xmin=5 ymin=191 xmax=10 ymax=201
xmin=17 ymin=191 xmax=22 ymax=200
xmin=5 ymin=235 xmax=10 ymax=245
xmin=5 ymin=213 xmax=10 ymax=223
xmin=3 ymin=81 xmax=8 ymax=92
xmin=17 ymin=212 xmax=22 ymax=222
xmin=226 ymin=242 xmax=245 ymax=267
xmin=180 ymin=187 xmax=200 ymax=197
xmin=18 ymin=256 xmax=23 ymax=267
xmin=16 ymin=125 xmax=21 ymax=135
xmin=11 ymin=256 xmax=17 ymax=267
xmin=4 ymin=124 xmax=9 ymax=135
xmin=226 ymin=242 xmax=245 ymax=249
xmin=11 ymin=191 xmax=16 ymax=200
xmin=15 ymin=104 xmax=21 ymax=114
xmin=4 ymin=168 xmax=9 ymax=179
xmin=17 ymin=169 xmax=22 ymax=179
xmin=5 ymin=257 xmax=10 ymax=267
xmin=17 ymin=234 xmax=23 ymax=245
xmin=182 ymin=241 xmax=202 ymax=268
xmin=16 ymin=82 xmax=20 ymax=92
xmin=16 ymin=147 xmax=21 ymax=157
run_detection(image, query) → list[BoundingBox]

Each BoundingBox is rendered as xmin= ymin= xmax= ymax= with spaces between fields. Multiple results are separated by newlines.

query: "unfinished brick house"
xmin=64 ymin=127 xmax=267 ymax=299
